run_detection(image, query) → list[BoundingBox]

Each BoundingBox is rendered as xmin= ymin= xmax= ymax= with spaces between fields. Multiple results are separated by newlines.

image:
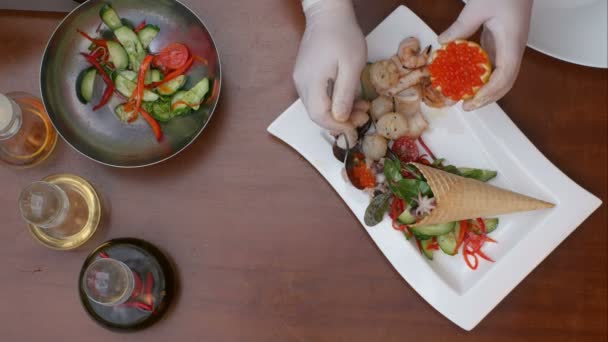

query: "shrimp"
xmin=421 ymin=77 xmax=455 ymax=108
xmin=394 ymin=86 xmax=421 ymax=117
xmin=391 ymin=55 xmax=410 ymax=76
xmin=385 ymin=67 xmax=430 ymax=96
xmin=370 ymin=60 xmax=400 ymax=93
xmin=398 ymin=37 xmax=431 ymax=69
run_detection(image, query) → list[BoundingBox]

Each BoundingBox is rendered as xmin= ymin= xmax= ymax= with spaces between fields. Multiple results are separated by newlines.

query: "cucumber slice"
xmin=100 ymin=4 xmax=122 ymax=30
xmin=146 ymin=69 xmax=163 ymax=85
xmin=410 ymin=221 xmax=456 ymax=237
xmin=419 ymin=239 xmax=434 ymax=260
xmin=114 ymin=104 xmax=133 ymax=123
xmin=106 ymin=41 xmax=129 ymax=70
xmin=114 ymin=26 xmax=146 ymax=70
xmin=458 ymin=168 xmax=497 ymax=182
xmin=76 ymin=67 xmax=96 ymax=104
xmin=470 ymin=218 xmax=499 ymax=235
xmin=437 ymin=231 xmax=457 ymax=256
xmin=397 ymin=205 xmax=416 ymax=225
xmin=157 ymin=75 xmax=187 ymax=96
xmin=137 ymin=25 xmax=160 ymax=49
xmin=114 ymin=74 xmax=159 ymax=102
xmin=361 ymin=63 xmax=379 ymax=101
xmin=143 ymin=100 xmax=173 ymax=122
xmin=119 ymin=70 xmax=137 ymax=81
xmin=170 ymin=91 xmax=191 ymax=116
xmin=171 ymin=78 xmax=209 ymax=116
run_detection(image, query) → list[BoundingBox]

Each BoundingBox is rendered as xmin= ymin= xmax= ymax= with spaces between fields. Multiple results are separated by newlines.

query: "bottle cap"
xmin=0 ymin=93 xmax=14 ymax=132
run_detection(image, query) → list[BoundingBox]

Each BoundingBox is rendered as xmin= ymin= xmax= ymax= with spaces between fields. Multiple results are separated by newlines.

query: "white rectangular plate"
xmin=267 ymin=5 xmax=602 ymax=330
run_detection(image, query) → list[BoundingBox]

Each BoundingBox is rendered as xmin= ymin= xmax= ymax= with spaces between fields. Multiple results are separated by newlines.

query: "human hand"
xmin=293 ymin=0 xmax=367 ymax=142
xmin=438 ymin=0 xmax=533 ymax=111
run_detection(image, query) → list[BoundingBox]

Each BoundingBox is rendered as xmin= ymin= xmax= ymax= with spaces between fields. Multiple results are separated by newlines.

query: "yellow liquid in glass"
xmin=27 ymin=174 xmax=101 ymax=250
xmin=0 ymin=92 xmax=57 ymax=168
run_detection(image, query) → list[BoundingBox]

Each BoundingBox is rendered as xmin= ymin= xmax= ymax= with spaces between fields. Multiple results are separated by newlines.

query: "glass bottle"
xmin=0 ymin=92 xmax=57 ymax=168
xmin=83 ymin=258 xmax=135 ymax=307
xmin=18 ymin=174 xmax=101 ymax=250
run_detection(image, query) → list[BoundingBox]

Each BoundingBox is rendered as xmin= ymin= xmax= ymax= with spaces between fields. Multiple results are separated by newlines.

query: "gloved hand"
xmin=438 ymin=0 xmax=533 ymax=111
xmin=293 ymin=0 xmax=367 ymax=140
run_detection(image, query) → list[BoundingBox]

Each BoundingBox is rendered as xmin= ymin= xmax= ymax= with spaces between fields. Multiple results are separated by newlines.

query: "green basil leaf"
xmin=364 ymin=192 xmax=393 ymax=226
xmin=391 ymin=179 xmax=433 ymax=204
xmin=384 ymin=158 xmax=403 ymax=183
xmin=404 ymin=164 xmax=424 ymax=181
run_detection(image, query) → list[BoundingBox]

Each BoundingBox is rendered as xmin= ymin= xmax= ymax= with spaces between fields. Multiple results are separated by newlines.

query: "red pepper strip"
xmin=144 ymin=272 xmax=154 ymax=307
xmin=99 ymin=252 xmax=109 ymax=258
xmin=415 ymin=238 xmax=423 ymax=253
xmin=147 ymin=55 xmax=194 ymax=89
xmin=476 ymin=218 xmax=487 ymax=235
xmin=77 ymin=29 xmax=107 ymax=48
xmin=392 ymin=219 xmax=406 ymax=231
xmin=194 ymin=55 xmax=208 ymax=66
xmin=134 ymin=20 xmax=146 ymax=33
xmin=476 ymin=249 xmax=494 ymax=262
xmin=205 ymin=78 xmax=220 ymax=105
xmin=484 ymin=235 xmax=497 ymax=244
xmin=417 ymin=136 xmax=436 ymax=161
xmin=133 ymin=55 xmax=154 ymax=115
xmin=81 ymin=53 xmax=115 ymax=109
xmin=131 ymin=272 xmax=143 ymax=298
xmin=427 ymin=238 xmax=440 ymax=251
xmin=139 ymin=108 xmax=163 ymax=142
xmin=93 ymin=84 xmax=115 ymax=111
xmin=454 ymin=220 xmax=468 ymax=254
xmin=121 ymin=301 xmax=153 ymax=312
xmin=463 ymin=249 xmax=479 ymax=270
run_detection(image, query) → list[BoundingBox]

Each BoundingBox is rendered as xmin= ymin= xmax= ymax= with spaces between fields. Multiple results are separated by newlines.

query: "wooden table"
xmin=0 ymin=1 xmax=606 ymax=340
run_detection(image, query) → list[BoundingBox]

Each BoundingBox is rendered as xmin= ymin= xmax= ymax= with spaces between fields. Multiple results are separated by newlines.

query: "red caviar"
xmin=350 ymin=153 xmax=376 ymax=189
xmin=429 ymin=40 xmax=491 ymax=101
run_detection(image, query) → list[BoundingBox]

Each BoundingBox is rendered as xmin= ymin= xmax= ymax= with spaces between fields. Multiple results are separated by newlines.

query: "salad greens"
xmin=76 ymin=3 xmax=213 ymax=142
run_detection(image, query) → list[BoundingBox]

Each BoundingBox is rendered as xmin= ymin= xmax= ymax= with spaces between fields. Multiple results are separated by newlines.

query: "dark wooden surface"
xmin=0 ymin=1 xmax=606 ymax=341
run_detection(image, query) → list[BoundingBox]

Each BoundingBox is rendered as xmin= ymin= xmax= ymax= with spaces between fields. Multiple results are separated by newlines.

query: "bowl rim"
xmin=39 ymin=0 xmax=222 ymax=168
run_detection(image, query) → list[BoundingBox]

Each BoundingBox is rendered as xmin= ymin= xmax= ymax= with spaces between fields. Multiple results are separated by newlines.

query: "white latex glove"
xmin=293 ymin=0 xmax=367 ymax=139
xmin=439 ymin=0 xmax=533 ymax=111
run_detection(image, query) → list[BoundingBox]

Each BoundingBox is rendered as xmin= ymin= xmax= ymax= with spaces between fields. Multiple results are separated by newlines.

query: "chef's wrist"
xmin=302 ymin=0 xmax=355 ymax=19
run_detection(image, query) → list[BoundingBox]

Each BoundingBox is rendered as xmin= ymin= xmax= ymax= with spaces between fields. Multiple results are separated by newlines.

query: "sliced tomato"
xmin=391 ymin=137 xmax=419 ymax=163
xmin=154 ymin=43 xmax=190 ymax=70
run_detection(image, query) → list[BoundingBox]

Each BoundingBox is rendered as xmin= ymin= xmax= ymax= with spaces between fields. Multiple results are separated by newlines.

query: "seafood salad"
xmin=330 ymin=36 xmax=553 ymax=269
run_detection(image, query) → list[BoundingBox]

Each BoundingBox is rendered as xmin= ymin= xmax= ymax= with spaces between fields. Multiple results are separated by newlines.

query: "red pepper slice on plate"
xmin=476 ymin=217 xmax=487 ymax=235
xmin=463 ymin=249 xmax=479 ymax=270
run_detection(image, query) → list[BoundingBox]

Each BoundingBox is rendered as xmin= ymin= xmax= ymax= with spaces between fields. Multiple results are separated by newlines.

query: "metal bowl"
xmin=40 ymin=0 xmax=221 ymax=167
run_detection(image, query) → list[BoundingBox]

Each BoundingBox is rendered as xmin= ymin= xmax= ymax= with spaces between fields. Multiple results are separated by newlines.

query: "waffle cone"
xmin=411 ymin=163 xmax=554 ymax=227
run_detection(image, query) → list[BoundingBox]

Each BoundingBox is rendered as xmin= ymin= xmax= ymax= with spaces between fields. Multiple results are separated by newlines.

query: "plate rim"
xmin=267 ymin=5 xmax=602 ymax=330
